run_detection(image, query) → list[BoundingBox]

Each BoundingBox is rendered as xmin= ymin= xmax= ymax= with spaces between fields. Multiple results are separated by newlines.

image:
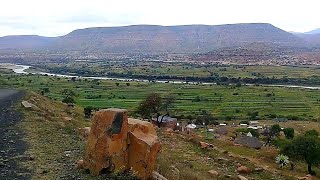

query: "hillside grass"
xmin=18 ymin=91 xmax=92 ymax=179
xmin=13 ymin=91 xmax=320 ymax=180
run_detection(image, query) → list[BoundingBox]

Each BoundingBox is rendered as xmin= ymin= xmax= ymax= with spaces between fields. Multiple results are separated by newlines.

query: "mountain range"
xmin=0 ymin=23 xmax=318 ymax=54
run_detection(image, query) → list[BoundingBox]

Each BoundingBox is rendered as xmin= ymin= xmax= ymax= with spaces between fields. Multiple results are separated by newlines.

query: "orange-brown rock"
xmin=83 ymin=110 xmax=161 ymax=179
xmin=237 ymin=166 xmax=252 ymax=174
xmin=84 ymin=108 xmax=128 ymax=175
xmin=76 ymin=160 xmax=85 ymax=169
xmin=127 ymin=118 xmax=161 ymax=179
xmin=199 ymin=141 xmax=214 ymax=149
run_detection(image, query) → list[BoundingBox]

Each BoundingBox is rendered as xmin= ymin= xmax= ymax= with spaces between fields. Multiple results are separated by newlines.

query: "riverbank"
xmin=2 ymin=63 xmax=320 ymax=90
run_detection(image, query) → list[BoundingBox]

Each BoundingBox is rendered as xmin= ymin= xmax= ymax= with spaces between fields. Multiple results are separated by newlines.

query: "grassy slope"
xmin=12 ymin=91 xmax=320 ymax=180
xmin=19 ymin=91 xmax=91 ymax=179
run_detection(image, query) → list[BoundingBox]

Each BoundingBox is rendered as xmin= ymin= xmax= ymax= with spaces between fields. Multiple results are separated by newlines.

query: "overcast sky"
xmin=0 ymin=0 xmax=319 ymax=37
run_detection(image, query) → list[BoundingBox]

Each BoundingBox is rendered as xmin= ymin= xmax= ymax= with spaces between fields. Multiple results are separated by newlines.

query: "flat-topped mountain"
xmin=0 ymin=23 xmax=306 ymax=53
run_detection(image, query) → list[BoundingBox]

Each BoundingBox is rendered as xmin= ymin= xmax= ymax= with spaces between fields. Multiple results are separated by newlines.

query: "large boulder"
xmin=127 ymin=118 xmax=161 ymax=179
xmin=84 ymin=109 xmax=128 ymax=175
xmin=83 ymin=110 xmax=161 ymax=179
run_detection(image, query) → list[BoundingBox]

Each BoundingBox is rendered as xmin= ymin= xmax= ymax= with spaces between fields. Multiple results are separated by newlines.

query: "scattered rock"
xmin=21 ymin=101 xmax=33 ymax=108
xmin=238 ymin=175 xmax=248 ymax=180
xmin=76 ymin=160 xmax=85 ymax=169
xmin=254 ymin=167 xmax=264 ymax=172
xmin=224 ymin=174 xmax=232 ymax=178
xmin=237 ymin=166 xmax=252 ymax=174
xmin=63 ymin=117 xmax=72 ymax=123
xmin=208 ymin=170 xmax=219 ymax=177
xmin=165 ymin=128 xmax=174 ymax=133
xmin=298 ymin=174 xmax=313 ymax=180
xmin=199 ymin=141 xmax=214 ymax=149
xmin=152 ymin=171 xmax=168 ymax=180
xmin=29 ymin=156 xmax=35 ymax=161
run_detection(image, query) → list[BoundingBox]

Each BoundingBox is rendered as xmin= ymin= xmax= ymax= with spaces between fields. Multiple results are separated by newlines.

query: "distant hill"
xmin=304 ymin=28 xmax=320 ymax=35
xmin=0 ymin=35 xmax=54 ymax=50
xmin=0 ymin=23 xmax=306 ymax=53
xmin=297 ymin=33 xmax=320 ymax=47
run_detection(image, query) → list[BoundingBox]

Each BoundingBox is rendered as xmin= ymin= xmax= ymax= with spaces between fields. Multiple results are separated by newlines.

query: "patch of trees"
xmin=281 ymin=129 xmax=320 ymax=175
xmin=38 ymin=65 xmax=320 ymax=86
xmin=136 ymin=93 xmax=175 ymax=127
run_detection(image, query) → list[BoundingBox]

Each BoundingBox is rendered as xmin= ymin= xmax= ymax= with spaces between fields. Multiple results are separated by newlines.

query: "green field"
xmin=1 ymin=71 xmax=320 ymax=121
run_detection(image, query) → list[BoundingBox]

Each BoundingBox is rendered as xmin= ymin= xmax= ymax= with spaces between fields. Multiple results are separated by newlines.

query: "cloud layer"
xmin=0 ymin=0 xmax=319 ymax=36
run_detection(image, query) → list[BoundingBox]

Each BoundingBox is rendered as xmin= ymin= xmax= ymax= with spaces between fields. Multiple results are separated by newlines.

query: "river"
xmin=5 ymin=64 xmax=320 ymax=90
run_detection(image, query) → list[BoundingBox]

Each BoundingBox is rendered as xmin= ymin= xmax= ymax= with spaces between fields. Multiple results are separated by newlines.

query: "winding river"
xmin=6 ymin=64 xmax=320 ymax=90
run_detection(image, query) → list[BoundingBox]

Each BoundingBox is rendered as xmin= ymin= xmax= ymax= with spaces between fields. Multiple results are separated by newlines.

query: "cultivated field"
xmin=1 ymin=72 xmax=320 ymax=120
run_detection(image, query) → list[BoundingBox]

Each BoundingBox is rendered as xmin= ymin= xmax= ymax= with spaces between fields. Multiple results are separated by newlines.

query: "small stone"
xmin=254 ymin=167 xmax=264 ymax=172
xmin=238 ymin=175 xmax=248 ymax=180
xmin=237 ymin=166 xmax=251 ymax=174
xmin=76 ymin=160 xmax=85 ymax=169
xmin=208 ymin=170 xmax=219 ymax=177
xmin=29 ymin=156 xmax=35 ymax=161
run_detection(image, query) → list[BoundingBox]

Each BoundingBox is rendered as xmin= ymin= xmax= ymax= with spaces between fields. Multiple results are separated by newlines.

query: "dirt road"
xmin=0 ymin=89 xmax=31 ymax=179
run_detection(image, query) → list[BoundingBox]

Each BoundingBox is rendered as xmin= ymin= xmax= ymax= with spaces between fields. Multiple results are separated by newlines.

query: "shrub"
xmin=283 ymin=128 xmax=294 ymax=139
xmin=62 ymin=96 xmax=75 ymax=104
xmin=305 ymin=129 xmax=319 ymax=137
xmin=270 ymin=124 xmax=281 ymax=136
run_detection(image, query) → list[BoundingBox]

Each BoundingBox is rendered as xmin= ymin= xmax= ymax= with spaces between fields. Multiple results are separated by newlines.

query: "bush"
xmin=305 ymin=129 xmax=319 ymax=137
xmin=84 ymin=106 xmax=94 ymax=118
xmin=271 ymin=124 xmax=281 ymax=136
xmin=283 ymin=128 xmax=294 ymax=139
xmin=248 ymin=111 xmax=259 ymax=120
xmin=62 ymin=96 xmax=75 ymax=104
xmin=272 ymin=138 xmax=290 ymax=149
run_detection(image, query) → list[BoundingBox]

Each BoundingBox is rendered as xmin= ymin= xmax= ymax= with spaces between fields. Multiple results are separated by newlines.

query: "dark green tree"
xmin=84 ymin=106 xmax=94 ymax=118
xmin=270 ymin=124 xmax=281 ymax=136
xmin=281 ymin=135 xmax=320 ymax=175
xmin=137 ymin=93 xmax=175 ymax=127
xmin=283 ymin=128 xmax=294 ymax=139
xmin=62 ymin=96 xmax=75 ymax=104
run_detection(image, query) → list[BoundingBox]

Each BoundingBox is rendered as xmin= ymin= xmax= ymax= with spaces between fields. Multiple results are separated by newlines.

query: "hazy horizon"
xmin=0 ymin=0 xmax=319 ymax=37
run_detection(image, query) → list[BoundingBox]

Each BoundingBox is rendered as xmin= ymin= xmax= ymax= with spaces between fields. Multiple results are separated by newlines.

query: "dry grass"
xmin=18 ymin=91 xmax=90 ymax=179
xmin=156 ymin=125 xmax=320 ymax=180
